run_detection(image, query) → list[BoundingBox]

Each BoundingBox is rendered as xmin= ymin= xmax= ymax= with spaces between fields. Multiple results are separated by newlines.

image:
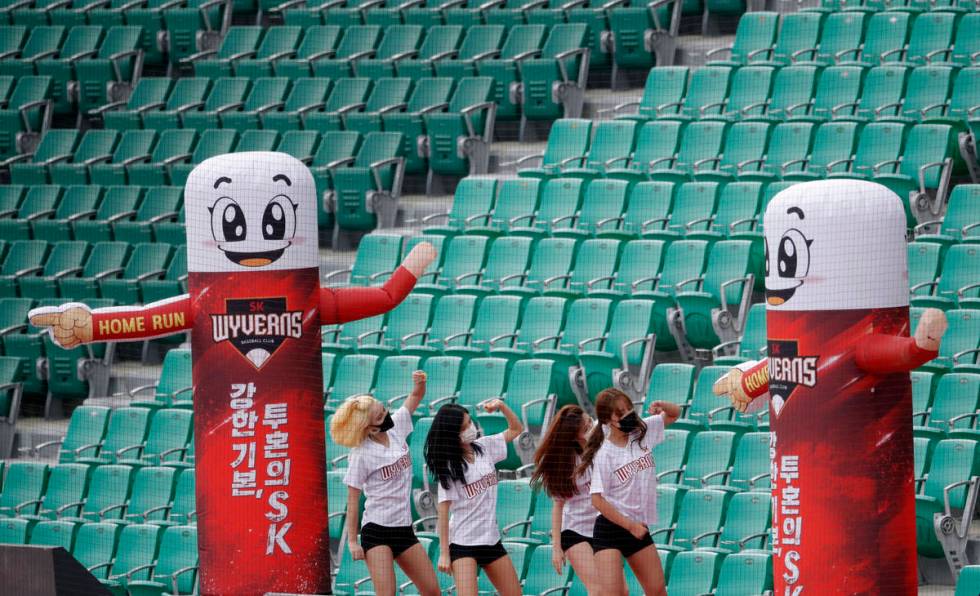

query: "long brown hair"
xmin=577 ymin=388 xmax=647 ymax=477
xmin=531 ymin=405 xmax=588 ymax=499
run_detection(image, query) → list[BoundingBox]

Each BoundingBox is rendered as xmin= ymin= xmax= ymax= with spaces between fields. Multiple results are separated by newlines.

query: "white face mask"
xmin=460 ymin=424 xmax=479 ymax=444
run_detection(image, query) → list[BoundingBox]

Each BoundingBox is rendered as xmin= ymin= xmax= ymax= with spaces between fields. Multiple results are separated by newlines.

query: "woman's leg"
xmin=364 ymin=546 xmax=397 ymax=596
xmin=565 ymin=542 xmax=599 ymax=594
xmin=482 ymin=554 xmax=522 ymax=596
xmin=395 ymin=543 xmax=441 ymax=596
xmin=452 ymin=557 xmax=480 ymax=596
xmin=626 ymin=544 xmax=667 ymax=596
xmin=593 ymin=548 xmax=628 ymax=596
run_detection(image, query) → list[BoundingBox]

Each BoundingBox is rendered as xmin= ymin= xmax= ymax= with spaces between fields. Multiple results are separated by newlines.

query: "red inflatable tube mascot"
xmin=28 ymin=152 xmax=437 ymax=596
xmin=713 ymin=180 xmax=947 ymax=596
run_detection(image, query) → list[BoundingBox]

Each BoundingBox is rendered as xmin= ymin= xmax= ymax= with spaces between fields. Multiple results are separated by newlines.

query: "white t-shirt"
xmin=590 ymin=415 xmax=666 ymax=526
xmin=437 ymin=433 xmax=507 ymax=546
xmin=560 ymin=461 xmax=598 ymax=538
xmin=343 ymin=406 xmax=414 ymax=528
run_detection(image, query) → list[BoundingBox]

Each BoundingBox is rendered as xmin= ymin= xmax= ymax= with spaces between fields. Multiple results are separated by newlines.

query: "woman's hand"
xmin=413 ymin=370 xmax=427 ymax=386
xmin=628 ymin=521 xmax=648 ymax=540
xmin=349 ymin=542 xmax=365 ymax=561
xmin=438 ymin=551 xmax=452 ymax=574
xmin=647 ymin=401 xmax=666 ymax=416
xmin=481 ymin=398 xmax=505 ymax=413
xmin=551 ymin=546 xmax=565 ymax=574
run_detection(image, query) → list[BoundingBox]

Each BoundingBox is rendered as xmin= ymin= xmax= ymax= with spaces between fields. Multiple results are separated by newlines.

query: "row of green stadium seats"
xmin=806 ymin=0 xmax=980 ymax=16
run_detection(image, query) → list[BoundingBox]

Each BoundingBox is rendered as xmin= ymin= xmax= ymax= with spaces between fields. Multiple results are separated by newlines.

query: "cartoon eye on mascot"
xmin=713 ymin=180 xmax=947 ymax=596
xmin=28 ymin=152 xmax=437 ymax=596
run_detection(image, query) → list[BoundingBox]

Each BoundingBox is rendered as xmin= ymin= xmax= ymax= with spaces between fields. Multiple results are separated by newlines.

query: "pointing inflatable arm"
xmin=854 ymin=308 xmax=946 ymax=374
xmin=712 ymin=358 xmax=770 ymax=414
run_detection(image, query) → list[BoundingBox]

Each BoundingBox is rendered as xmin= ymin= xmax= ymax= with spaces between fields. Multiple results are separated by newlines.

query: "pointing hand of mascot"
xmin=913 ymin=308 xmax=947 ymax=352
xmin=401 ymin=242 xmax=438 ymax=278
xmin=29 ymin=305 xmax=93 ymax=349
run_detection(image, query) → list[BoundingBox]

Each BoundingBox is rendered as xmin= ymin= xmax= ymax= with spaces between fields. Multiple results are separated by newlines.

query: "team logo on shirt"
xmin=614 ymin=452 xmax=654 ymax=485
xmin=379 ymin=454 xmax=411 ymax=481
xmin=210 ymin=297 xmax=303 ymax=368
xmin=463 ymin=472 xmax=499 ymax=499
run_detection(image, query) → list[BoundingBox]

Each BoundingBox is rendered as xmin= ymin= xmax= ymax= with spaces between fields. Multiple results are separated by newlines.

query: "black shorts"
xmin=592 ymin=515 xmax=654 ymax=558
xmin=560 ymin=529 xmax=593 ymax=552
xmin=449 ymin=541 xmax=508 ymax=568
xmin=359 ymin=523 xmax=419 ymax=559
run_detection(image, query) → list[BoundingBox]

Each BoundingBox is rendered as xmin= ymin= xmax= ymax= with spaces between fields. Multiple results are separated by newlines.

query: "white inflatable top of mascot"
xmin=763 ymin=179 xmax=909 ymax=311
xmin=184 ymin=152 xmax=319 ymax=273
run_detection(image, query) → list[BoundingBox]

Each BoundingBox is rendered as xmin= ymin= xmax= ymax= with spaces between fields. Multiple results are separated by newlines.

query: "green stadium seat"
xmin=271 ymin=25 xmax=342 ymax=78
xmin=705 ymin=11 xmax=778 ymax=66
xmin=653 ymin=488 xmax=731 ymax=552
xmin=114 ymin=466 xmax=177 ymax=524
xmin=696 ymin=490 xmax=770 ymax=552
xmin=420 ymin=76 xmax=494 ymax=178
xmin=138 ymin=78 xmax=211 ymax=131
xmin=426 ymin=24 xmax=503 ymax=79
xmin=332 ymin=533 xmax=372 ymax=593
xmin=608 ymin=66 xmax=689 ymax=121
xmin=948 ymin=13 xmax=980 ymax=68
xmin=560 ymin=120 xmax=639 ymax=180
xmin=0 ymin=461 xmax=48 ymax=517
xmin=0 ymin=26 xmax=28 ymax=59
xmin=324 ymin=353 xmax=380 ymax=410
xmin=915 ymin=185 xmax=980 ymax=247
xmin=0 ymin=184 xmax=62 ymax=240
xmin=43 ymin=129 xmax=115 ymax=185
xmin=793 ymin=12 xmax=869 ymax=67
xmin=234 ymin=26 xmax=304 ymax=78
xmin=544 ymin=237 xmax=622 ymax=298
xmin=125 ymin=348 xmax=191 ymax=411
xmin=216 ymin=77 xmax=289 ymax=132
xmin=911 ymin=370 xmax=937 ymax=425
xmin=30 ymin=25 xmax=101 ymax=113
xmin=349 ymin=24 xmax=424 ymax=80
xmin=699 ymin=65 xmax=776 ymax=121
xmin=916 ymin=439 xmax=980 ymax=557
xmin=164 ymin=469 xmax=195 ymax=526
xmin=179 ymin=77 xmax=251 ymax=131
xmin=576 ymin=297 xmax=656 ymax=396
xmin=87 ymin=129 xmax=156 ymax=186
xmin=98 ymin=523 xmax=163 ymax=594
xmin=644 ymin=181 xmax=719 ymax=241
xmin=521 ymin=544 xmax=570 ymax=595
xmin=879 ymin=65 xmax=954 ymax=123
xmin=825 ymin=120 xmax=906 ymax=179
xmin=2 ymin=27 xmax=64 ymax=78
xmin=893 ymin=12 xmax=956 ymax=67
xmin=22 ymin=462 xmax=89 ymax=521
xmin=713 ymin=301 xmax=766 ymax=364
xmin=839 ymin=11 xmax=911 ymax=67
xmin=126 ymin=525 xmax=197 ymax=596
xmin=443 ymin=295 xmax=523 ymax=360
xmin=260 ymin=77 xmax=332 ymax=132
xmin=515 ymin=118 xmax=591 ymax=179
xmin=914 ymin=435 xmax=936 ymax=491
xmin=0 ymin=517 xmax=30 ymax=544
xmin=59 ymin=464 xmax=132 ymax=523
xmin=76 ymin=407 xmax=150 ymax=466
xmin=303 ymin=77 xmax=373 ymax=132
xmin=57 ymin=240 xmax=130 ymax=298
xmin=920 ymin=309 xmax=980 ymax=372
xmin=29 ymin=520 xmax=76 ymax=550
xmin=310 ymin=25 xmax=382 ymax=79
xmin=595 ymin=181 xmax=673 ymax=242
xmin=667 ymin=365 xmax=727 ymax=431
xmin=783 ymin=121 xmax=860 ymax=181
xmin=650 ymin=484 xmax=688 ymax=545
xmin=28 ymin=186 xmax=102 ymax=244
xmin=606 ymin=1 xmax=676 ymax=74
xmin=18 ymin=240 xmax=89 ymax=299
xmin=98 ymin=242 xmax=171 ymax=303
xmin=114 ymin=408 xmax=191 ymax=467
xmin=186 ymin=25 xmax=263 ymax=78
xmin=0 ymin=240 xmax=49 ymax=298
xmin=914 ymin=373 xmax=980 ymax=440
xmin=955 ymin=566 xmax=980 ymax=596
xmin=660 ymin=65 xmax=732 ymax=121
xmin=694 ymin=122 xmax=771 ymax=182
xmin=0 ymin=185 xmax=24 ymax=221
xmin=648 ymin=121 xmax=727 ymax=183
xmin=653 ymin=429 xmax=693 ymax=486
xmin=343 ymin=77 xmax=414 ymax=135
xmin=358 ymin=292 xmax=434 ymax=354
xmin=402 ymin=294 xmax=478 ymax=356
xmin=755 ymin=12 xmax=824 ymax=67
xmin=68 ymin=522 xmax=122 ymax=580
xmin=487 ymin=295 xmax=565 ymax=362
xmin=872 ymin=123 xmax=957 ymax=226
xmin=322 ymin=311 xmax=385 ymax=355
xmin=713 ymin=551 xmax=773 ymax=595
xmin=109 ymin=185 xmax=181 ymax=244
xmin=471 ymin=24 xmax=546 ymax=121
xmin=414 ymin=234 xmax=489 ymax=295
xmin=423 ymin=177 xmax=496 ymax=237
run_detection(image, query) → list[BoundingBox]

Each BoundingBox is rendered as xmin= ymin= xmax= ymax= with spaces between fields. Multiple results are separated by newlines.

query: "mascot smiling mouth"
xmin=222 ymin=247 xmax=288 ymax=268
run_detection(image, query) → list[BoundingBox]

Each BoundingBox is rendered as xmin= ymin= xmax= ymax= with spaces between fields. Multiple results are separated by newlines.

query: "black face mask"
xmin=376 ymin=412 xmax=395 ymax=433
xmin=617 ymin=412 xmax=640 ymax=434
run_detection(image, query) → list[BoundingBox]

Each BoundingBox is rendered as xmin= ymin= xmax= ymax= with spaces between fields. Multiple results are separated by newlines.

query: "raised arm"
xmin=404 ymin=370 xmax=427 ymax=415
xmin=712 ymin=358 xmax=770 ymax=414
xmin=319 ymin=242 xmax=437 ymax=325
xmin=28 ymin=295 xmax=193 ymax=349
xmin=481 ymin=398 xmax=523 ymax=443
xmin=855 ymin=308 xmax=946 ymax=374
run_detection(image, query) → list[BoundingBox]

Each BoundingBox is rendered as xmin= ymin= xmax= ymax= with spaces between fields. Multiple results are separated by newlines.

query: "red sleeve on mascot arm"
xmin=91 ymin=295 xmax=194 ymax=342
xmin=319 ymin=266 xmax=418 ymax=325
xmin=854 ymin=334 xmax=938 ymax=374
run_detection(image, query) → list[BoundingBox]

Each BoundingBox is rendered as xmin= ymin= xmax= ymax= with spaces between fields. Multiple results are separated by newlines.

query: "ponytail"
xmin=577 ymin=388 xmax=647 ymax=476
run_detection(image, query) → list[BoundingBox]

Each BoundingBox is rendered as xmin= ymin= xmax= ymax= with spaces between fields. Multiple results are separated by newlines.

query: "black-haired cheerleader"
xmin=330 ymin=370 xmax=440 ymax=596
xmin=424 ymin=400 xmax=523 ymax=596
xmin=531 ymin=405 xmax=600 ymax=594
xmin=581 ymin=388 xmax=680 ymax=596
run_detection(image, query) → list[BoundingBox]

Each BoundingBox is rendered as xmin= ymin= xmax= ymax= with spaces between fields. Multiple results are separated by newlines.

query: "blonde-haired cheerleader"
xmin=330 ymin=370 xmax=440 ymax=596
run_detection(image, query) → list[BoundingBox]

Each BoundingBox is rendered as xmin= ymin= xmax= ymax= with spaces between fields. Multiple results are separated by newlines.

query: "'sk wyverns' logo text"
xmin=767 ymin=340 xmax=818 ymax=416
xmin=211 ymin=298 xmax=303 ymax=369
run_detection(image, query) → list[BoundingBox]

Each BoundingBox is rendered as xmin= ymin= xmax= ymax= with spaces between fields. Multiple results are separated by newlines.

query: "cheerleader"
xmin=581 ymin=388 xmax=680 ymax=596
xmin=424 ymin=401 xmax=524 ymax=596
xmin=531 ymin=405 xmax=600 ymax=594
xmin=330 ymin=370 xmax=440 ymax=596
